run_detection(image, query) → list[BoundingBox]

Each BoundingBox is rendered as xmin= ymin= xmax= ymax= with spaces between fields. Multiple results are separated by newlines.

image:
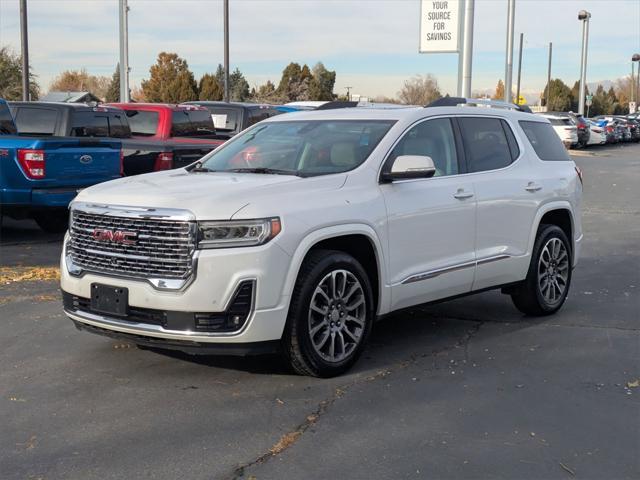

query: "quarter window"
xmin=387 ymin=118 xmax=459 ymax=177
xmin=458 ymin=117 xmax=514 ymax=172
xmin=519 ymin=120 xmax=571 ymax=161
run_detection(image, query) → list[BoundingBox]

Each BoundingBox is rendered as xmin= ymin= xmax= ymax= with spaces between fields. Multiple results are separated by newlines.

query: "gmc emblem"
xmin=92 ymin=229 xmax=137 ymax=245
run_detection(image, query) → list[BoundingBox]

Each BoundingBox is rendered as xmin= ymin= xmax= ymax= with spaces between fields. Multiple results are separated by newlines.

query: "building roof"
xmin=40 ymin=91 xmax=101 ymax=103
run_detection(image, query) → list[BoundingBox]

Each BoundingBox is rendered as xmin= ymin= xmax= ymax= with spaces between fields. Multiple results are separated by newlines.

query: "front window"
xmin=198 ymin=120 xmax=395 ymax=177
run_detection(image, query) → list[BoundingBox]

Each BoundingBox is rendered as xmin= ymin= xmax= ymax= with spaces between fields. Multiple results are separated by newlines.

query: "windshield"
xmin=198 ymin=120 xmax=395 ymax=176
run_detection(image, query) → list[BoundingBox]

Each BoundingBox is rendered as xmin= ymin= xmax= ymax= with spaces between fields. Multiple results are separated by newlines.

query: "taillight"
xmin=119 ymin=149 xmax=124 ymax=176
xmin=17 ymin=149 xmax=46 ymax=179
xmin=575 ymin=165 xmax=583 ymax=186
xmin=153 ymin=152 xmax=174 ymax=171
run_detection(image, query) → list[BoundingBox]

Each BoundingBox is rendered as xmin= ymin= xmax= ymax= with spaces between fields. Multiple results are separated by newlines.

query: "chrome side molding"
xmin=400 ymin=254 xmax=513 ymax=285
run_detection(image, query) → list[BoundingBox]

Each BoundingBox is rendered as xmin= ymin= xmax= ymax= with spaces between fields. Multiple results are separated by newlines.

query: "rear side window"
xmin=548 ymin=118 xmax=572 ymax=126
xmin=458 ymin=117 xmax=514 ymax=172
xmin=70 ymin=112 xmax=109 ymax=137
xmin=124 ymin=110 xmax=158 ymax=136
xmin=207 ymin=107 xmax=240 ymax=132
xmin=14 ymin=107 xmax=58 ymax=136
xmin=519 ymin=121 xmax=571 ymax=161
xmin=70 ymin=111 xmax=130 ymax=138
xmin=171 ymin=110 xmax=216 ymax=137
xmin=0 ymin=103 xmax=17 ymax=134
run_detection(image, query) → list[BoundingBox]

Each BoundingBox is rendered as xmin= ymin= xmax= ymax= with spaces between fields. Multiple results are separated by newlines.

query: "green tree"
xmin=252 ymin=80 xmax=280 ymax=103
xmin=229 ymin=68 xmax=250 ymax=101
xmin=308 ymin=62 xmax=336 ymax=101
xmin=492 ymin=79 xmax=505 ymax=100
xmin=0 ymin=46 xmax=40 ymax=100
xmin=277 ymin=62 xmax=307 ymax=101
xmin=198 ymin=73 xmax=223 ymax=100
xmin=141 ymin=52 xmax=197 ymax=103
xmin=544 ymin=79 xmax=572 ymax=112
xmin=105 ymin=65 xmax=120 ymax=103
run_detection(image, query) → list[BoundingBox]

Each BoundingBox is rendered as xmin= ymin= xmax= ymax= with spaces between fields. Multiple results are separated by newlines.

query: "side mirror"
xmin=381 ymin=155 xmax=436 ymax=183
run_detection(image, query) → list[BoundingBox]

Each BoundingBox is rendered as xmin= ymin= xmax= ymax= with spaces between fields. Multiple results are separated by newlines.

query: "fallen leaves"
xmin=626 ymin=379 xmax=639 ymax=388
xmin=0 ymin=266 xmax=60 ymax=283
xmin=269 ymin=431 xmax=302 ymax=455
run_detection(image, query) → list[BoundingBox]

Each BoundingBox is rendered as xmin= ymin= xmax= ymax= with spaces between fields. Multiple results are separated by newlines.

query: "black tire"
xmin=33 ymin=210 xmax=69 ymax=233
xmin=511 ymin=224 xmax=572 ymax=316
xmin=282 ymin=249 xmax=374 ymax=377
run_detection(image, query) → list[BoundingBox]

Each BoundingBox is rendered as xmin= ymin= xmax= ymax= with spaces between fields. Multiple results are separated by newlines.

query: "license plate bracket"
xmin=90 ymin=283 xmax=128 ymax=316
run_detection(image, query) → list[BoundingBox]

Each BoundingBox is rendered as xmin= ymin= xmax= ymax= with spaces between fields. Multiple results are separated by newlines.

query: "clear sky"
xmin=1 ymin=0 xmax=639 ymax=99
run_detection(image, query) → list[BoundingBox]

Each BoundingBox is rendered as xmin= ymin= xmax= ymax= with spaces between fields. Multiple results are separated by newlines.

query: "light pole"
xmin=19 ymin=0 xmax=29 ymax=101
xmin=577 ymin=10 xmax=591 ymax=115
xmin=118 ymin=0 xmax=130 ymax=103
xmin=223 ymin=0 xmax=230 ymax=103
xmin=504 ymin=0 xmax=515 ymax=103
xmin=515 ymin=33 xmax=523 ymax=104
xmin=632 ymin=53 xmax=640 ymax=112
xmin=460 ymin=0 xmax=475 ymax=98
xmin=345 ymin=86 xmax=353 ymax=101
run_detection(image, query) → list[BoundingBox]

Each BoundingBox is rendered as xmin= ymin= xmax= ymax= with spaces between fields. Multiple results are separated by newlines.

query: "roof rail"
xmin=427 ymin=96 xmax=532 ymax=113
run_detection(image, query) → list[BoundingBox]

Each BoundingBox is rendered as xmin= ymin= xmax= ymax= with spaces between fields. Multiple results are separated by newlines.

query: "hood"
xmin=74 ymin=169 xmax=346 ymax=219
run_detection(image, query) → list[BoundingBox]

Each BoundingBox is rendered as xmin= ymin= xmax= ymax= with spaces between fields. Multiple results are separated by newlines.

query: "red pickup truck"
xmin=106 ymin=103 xmax=225 ymax=176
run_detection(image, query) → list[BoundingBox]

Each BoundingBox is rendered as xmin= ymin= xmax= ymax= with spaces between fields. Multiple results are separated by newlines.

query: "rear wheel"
xmin=33 ymin=210 xmax=68 ymax=233
xmin=282 ymin=249 xmax=374 ymax=377
xmin=511 ymin=224 xmax=572 ymax=316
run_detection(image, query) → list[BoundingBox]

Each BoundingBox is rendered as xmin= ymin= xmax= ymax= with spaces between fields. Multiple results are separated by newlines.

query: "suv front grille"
xmin=69 ymin=210 xmax=196 ymax=280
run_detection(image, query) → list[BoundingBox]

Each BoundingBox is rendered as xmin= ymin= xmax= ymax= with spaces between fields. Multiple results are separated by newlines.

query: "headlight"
xmin=197 ymin=218 xmax=281 ymax=249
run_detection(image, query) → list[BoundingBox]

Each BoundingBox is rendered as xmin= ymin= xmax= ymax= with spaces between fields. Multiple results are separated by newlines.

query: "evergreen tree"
xmin=492 ymin=80 xmax=505 ymax=100
xmin=309 ymin=62 xmax=336 ymax=101
xmin=198 ymin=73 xmax=223 ymax=100
xmin=229 ymin=68 xmax=250 ymax=101
xmin=141 ymin=52 xmax=197 ymax=103
xmin=105 ymin=65 xmax=120 ymax=103
xmin=545 ymin=79 xmax=572 ymax=112
xmin=0 ymin=47 xmax=40 ymax=100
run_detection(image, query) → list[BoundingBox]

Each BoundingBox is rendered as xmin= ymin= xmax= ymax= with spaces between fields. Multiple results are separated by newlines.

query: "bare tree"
xmin=397 ymin=74 xmax=441 ymax=105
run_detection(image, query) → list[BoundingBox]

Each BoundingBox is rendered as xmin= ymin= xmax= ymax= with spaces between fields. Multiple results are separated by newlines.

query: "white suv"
xmin=61 ymin=99 xmax=583 ymax=377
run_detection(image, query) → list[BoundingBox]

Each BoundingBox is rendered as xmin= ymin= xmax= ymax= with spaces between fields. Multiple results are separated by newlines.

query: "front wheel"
xmin=511 ymin=224 xmax=572 ymax=316
xmin=282 ymin=250 xmax=374 ymax=377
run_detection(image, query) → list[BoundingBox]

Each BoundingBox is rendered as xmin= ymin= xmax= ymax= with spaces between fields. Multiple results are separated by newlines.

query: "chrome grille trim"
xmin=67 ymin=202 xmax=197 ymax=290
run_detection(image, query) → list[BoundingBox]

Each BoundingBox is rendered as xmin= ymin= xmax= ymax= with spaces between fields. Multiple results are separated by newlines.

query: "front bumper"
xmin=60 ymin=236 xmax=293 ymax=345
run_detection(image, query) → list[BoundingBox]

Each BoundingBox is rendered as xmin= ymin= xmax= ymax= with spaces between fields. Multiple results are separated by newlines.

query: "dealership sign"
xmin=419 ymin=0 xmax=461 ymax=53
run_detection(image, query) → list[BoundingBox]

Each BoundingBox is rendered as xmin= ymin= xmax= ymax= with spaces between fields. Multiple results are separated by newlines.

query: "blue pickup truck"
xmin=0 ymin=99 xmax=122 ymax=232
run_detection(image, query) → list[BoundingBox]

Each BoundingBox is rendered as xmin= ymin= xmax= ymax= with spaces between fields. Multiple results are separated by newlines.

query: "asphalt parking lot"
xmin=1 ymin=143 xmax=638 ymax=480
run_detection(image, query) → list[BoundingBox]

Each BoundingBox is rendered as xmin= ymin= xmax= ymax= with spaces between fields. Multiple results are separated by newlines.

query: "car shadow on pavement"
xmin=140 ymin=292 xmax=539 ymax=378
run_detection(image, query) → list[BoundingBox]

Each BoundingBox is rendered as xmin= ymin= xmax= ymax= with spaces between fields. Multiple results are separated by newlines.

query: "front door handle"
xmin=453 ymin=189 xmax=474 ymax=200
xmin=525 ymin=182 xmax=542 ymax=192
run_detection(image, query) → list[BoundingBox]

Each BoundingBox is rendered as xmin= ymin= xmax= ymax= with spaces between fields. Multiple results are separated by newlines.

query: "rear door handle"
xmin=453 ymin=189 xmax=474 ymax=200
xmin=525 ymin=182 xmax=542 ymax=192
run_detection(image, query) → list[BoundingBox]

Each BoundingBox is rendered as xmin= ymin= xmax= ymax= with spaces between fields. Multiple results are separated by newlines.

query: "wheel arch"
xmin=281 ymin=224 xmax=389 ymax=316
xmin=529 ymin=202 xmax=575 ymax=260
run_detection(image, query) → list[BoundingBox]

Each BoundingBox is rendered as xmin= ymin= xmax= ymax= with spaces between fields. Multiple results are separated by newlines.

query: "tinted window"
xmin=519 ymin=121 xmax=571 ymax=161
xmin=207 ymin=107 xmax=240 ymax=132
xmin=548 ymin=117 xmax=572 ymax=126
xmin=171 ymin=110 xmax=216 ymax=137
xmin=501 ymin=119 xmax=520 ymax=160
xmin=248 ymin=109 xmax=270 ymax=127
xmin=388 ymin=118 xmax=459 ymax=177
xmin=459 ymin=117 xmax=513 ymax=172
xmin=125 ymin=110 xmax=158 ymax=136
xmin=0 ymin=103 xmax=17 ymax=134
xmin=14 ymin=107 xmax=58 ymax=136
xmin=70 ymin=112 xmax=109 ymax=137
xmin=200 ymin=120 xmax=394 ymax=176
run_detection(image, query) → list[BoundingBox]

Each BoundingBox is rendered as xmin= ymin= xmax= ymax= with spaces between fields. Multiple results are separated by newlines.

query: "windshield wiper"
xmin=189 ymin=162 xmax=216 ymax=173
xmin=227 ymin=167 xmax=300 ymax=176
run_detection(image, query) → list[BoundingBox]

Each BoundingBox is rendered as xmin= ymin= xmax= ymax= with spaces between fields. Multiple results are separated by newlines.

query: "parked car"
xmin=539 ymin=113 xmax=578 ymax=147
xmin=10 ymin=102 xmax=225 ymax=177
xmin=585 ymin=119 xmax=606 ymax=146
xmin=106 ymin=103 xmax=225 ymax=175
xmin=1 ymin=99 xmax=122 ymax=232
xmin=183 ymin=101 xmax=282 ymax=139
xmin=61 ymin=98 xmax=583 ymax=377
xmin=545 ymin=112 xmax=589 ymax=147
